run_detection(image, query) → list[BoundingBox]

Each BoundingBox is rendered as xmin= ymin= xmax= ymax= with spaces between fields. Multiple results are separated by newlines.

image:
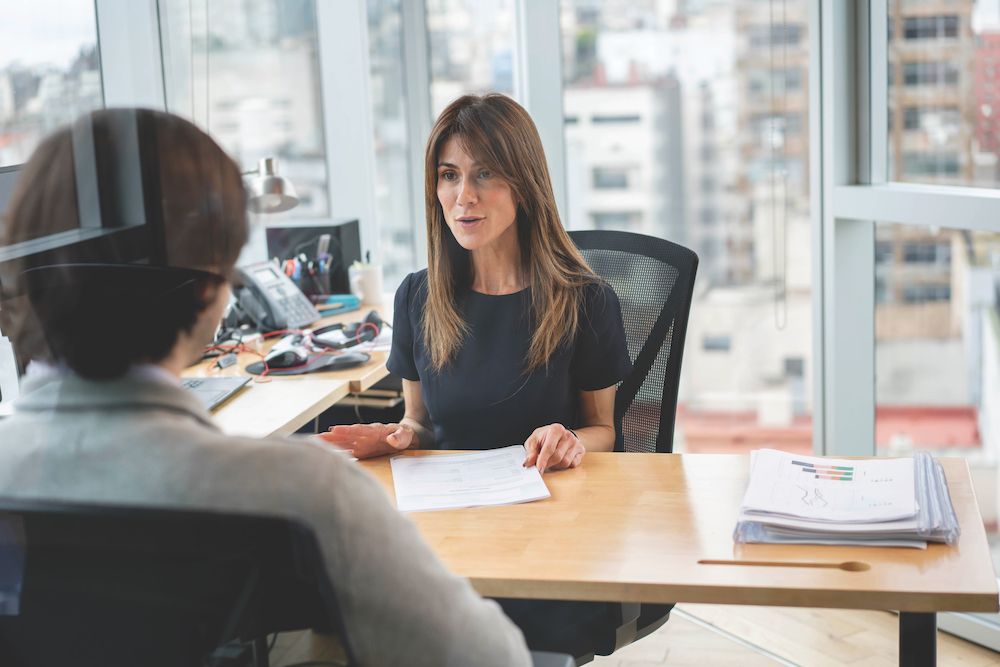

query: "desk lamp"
xmin=244 ymin=157 xmax=299 ymax=213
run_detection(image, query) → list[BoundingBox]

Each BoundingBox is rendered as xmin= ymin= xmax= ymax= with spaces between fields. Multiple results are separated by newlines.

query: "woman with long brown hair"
xmin=321 ymin=94 xmax=632 ymax=656
xmin=322 ymin=93 xmax=630 ymax=473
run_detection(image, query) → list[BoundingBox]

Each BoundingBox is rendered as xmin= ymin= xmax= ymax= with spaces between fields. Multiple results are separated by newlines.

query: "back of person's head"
xmin=0 ymin=108 xmax=248 ymax=379
xmin=421 ymin=94 xmax=593 ymax=373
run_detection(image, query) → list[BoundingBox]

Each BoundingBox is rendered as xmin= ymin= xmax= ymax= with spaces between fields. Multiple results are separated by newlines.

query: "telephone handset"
xmin=233 ymin=261 xmax=321 ymax=332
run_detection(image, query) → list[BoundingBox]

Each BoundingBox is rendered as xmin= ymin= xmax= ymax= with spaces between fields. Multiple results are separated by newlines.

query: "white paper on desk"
xmin=737 ymin=510 xmax=921 ymax=534
xmin=741 ymin=449 xmax=918 ymax=523
xmin=390 ymin=445 xmax=550 ymax=512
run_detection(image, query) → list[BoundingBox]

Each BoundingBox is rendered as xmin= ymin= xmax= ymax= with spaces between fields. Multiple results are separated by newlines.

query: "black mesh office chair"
xmin=570 ymin=229 xmax=698 ymax=658
xmin=570 ymin=230 xmax=698 ymax=453
xmin=0 ymin=499 xmax=351 ymax=667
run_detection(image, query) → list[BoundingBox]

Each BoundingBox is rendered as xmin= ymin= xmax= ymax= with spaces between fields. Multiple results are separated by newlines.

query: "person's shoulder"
xmin=396 ymin=269 xmax=429 ymax=303
xmin=401 ymin=268 xmax=429 ymax=287
xmin=578 ymin=276 xmax=619 ymax=310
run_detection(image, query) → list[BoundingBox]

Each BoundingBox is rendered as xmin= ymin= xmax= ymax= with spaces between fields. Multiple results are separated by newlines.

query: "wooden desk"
xmin=209 ymin=377 xmax=349 ymax=437
xmin=183 ymin=303 xmax=391 ymax=393
xmin=360 ymin=452 xmax=999 ymax=666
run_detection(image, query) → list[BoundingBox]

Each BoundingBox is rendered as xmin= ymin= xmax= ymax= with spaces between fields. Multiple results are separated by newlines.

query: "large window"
xmin=367 ymin=0 xmax=417 ymax=287
xmin=879 ymin=1 xmax=1000 ymax=581
xmin=816 ymin=0 xmax=1000 ymax=645
xmin=0 ymin=0 xmax=103 ymax=168
xmin=426 ymin=0 xmax=516 ymax=117
xmin=887 ymin=0 xmax=1000 ymax=188
xmin=158 ymin=0 xmax=328 ymax=217
xmin=875 ymin=226 xmax=1000 ymax=573
xmin=561 ymin=0 xmax=813 ymax=455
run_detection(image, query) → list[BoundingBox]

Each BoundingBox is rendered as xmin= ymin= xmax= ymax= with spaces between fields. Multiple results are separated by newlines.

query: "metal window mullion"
xmin=869 ymin=0 xmax=889 ymax=185
xmin=834 ymin=184 xmax=1000 ymax=233
xmin=513 ymin=0 xmax=568 ymax=223
xmin=823 ymin=0 xmax=876 ymax=457
xmin=400 ymin=0 xmax=433 ymax=269
xmin=95 ymin=0 xmax=166 ymax=108
xmin=856 ymin=0 xmax=872 ymax=185
xmin=809 ymin=0 xmax=825 ymax=456
xmin=315 ymin=0 xmax=379 ymax=260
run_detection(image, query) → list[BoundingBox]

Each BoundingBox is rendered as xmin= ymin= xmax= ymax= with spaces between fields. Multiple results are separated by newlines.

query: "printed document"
xmin=741 ymin=449 xmax=917 ymax=523
xmin=390 ymin=445 xmax=551 ymax=512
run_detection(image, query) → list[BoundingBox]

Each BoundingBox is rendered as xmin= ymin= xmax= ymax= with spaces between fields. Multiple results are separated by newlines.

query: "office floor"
xmin=594 ymin=604 xmax=1000 ymax=667
xmin=272 ymin=604 xmax=1000 ymax=666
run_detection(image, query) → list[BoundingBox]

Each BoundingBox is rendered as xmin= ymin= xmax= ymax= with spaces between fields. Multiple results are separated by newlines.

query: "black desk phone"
xmin=233 ymin=261 xmax=321 ymax=332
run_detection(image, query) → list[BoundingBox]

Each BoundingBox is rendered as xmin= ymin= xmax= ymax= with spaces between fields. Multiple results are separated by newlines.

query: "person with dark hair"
xmin=0 ymin=108 xmax=531 ymax=666
xmin=319 ymin=94 xmax=636 ymax=657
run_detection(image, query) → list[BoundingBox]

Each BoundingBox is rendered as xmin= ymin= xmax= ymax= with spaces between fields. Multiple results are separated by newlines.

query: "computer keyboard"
xmin=180 ymin=376 xmax=250 ymax=410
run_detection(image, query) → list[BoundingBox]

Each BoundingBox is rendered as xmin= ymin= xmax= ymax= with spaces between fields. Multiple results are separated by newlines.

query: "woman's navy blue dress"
xmin=386 ymin=269 xmax=634 ymax=656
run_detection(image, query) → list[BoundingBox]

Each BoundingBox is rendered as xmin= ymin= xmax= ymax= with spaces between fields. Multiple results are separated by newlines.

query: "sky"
xmin=0 ymin=0 xmax=99 ymax=70
xmin=973 ymin=0 xmax=1000 ymax=32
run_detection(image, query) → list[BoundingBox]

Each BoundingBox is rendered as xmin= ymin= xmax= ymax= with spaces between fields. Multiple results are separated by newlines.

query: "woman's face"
xmin=436 ymin=136 xmax=518 ymax=253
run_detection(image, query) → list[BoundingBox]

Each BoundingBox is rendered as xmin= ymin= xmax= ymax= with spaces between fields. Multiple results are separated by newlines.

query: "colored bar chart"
xmin=791 ymin=459 xmax=854 ymax=481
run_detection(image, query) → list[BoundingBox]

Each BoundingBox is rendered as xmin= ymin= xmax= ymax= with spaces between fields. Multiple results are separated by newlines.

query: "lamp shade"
xmin=247 ymin=157 xmax=299 ymax=213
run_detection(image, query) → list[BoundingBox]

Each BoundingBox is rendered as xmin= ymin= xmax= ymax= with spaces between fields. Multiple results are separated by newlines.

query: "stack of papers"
xmin=390 ymin=445 xmax=551 ymax=512
xmin=733 ymin=449 xmax=960 ymax=549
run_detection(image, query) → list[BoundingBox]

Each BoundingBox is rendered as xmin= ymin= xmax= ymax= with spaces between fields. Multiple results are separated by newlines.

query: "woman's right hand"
xmin=317 ymin=422 xmax=415 ymax=459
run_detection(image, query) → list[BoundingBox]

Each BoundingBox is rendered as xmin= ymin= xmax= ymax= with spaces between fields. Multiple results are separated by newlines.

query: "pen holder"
xmin=292 ymin=267 xmax=330 ymax=297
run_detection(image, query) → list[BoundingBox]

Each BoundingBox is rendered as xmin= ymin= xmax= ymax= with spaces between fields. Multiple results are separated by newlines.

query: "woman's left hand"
xmin=523 ymin=423 xmax=584 ymax=472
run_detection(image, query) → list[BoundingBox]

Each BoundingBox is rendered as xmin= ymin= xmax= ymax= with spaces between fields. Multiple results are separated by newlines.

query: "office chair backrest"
xmin=570 ymin=230 xmax=698 ymax=453
xmin=0 ymin=499 xmax=351 ymax=667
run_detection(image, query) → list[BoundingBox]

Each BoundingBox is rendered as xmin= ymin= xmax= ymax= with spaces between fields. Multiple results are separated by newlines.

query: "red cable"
xmin=354 ymin=322 xmax=381 ymax=346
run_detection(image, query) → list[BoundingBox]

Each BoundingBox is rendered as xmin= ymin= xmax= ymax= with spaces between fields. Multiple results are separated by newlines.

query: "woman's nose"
xmin=456 ymin=178 xmax=477 ymax=206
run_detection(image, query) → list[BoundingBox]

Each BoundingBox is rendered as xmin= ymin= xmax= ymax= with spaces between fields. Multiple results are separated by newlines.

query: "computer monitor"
xmin=264 ymin=219 xmax=361 ymax=294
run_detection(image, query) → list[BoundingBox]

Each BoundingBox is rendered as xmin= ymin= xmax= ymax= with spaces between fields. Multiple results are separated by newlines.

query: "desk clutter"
xmin=204 ymin=310 xmax=389 ymax=379
xmin=243 ymin=310 xmax=389 ymax=377
xmin=734 ymin=449 xmax=960 ymax=549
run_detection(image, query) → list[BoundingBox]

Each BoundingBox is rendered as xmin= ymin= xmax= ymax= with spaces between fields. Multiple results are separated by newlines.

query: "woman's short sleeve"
xmin=386 ymin=273 xmax=420 ymax=381
xmin=571 ymin=282 xmax=632 ymax=391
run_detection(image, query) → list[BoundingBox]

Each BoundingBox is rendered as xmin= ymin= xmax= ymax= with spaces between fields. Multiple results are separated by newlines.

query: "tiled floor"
xmin=594 ymin=604 xmax=1000 ymax=667
xmin=273 ymin=604 xmax=1000 ymax=666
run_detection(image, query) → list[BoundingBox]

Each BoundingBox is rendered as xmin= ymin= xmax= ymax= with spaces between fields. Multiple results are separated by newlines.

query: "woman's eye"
xmin=440 ymin=171 xmax=457 ymax=181
xmin=478 ymin=170 xmax=492 ymax=179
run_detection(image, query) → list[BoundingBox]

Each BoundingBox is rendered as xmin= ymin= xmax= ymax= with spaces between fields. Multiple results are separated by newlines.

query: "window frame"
xmin=0 ymin=0 xmax=149 ymax=216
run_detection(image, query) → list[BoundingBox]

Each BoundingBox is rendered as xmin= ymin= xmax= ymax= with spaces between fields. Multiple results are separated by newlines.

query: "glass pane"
xmin=561 ymin=1 xmax=812 ymax=454
xmin=875 ymin=224 xmax=1000 ymax=576
xmin=886 ymin=0 xmax=1000 ymax=188
xmin=426 ymin=0 xmax=516 ymax=117
xmin=158 ymin=0 xmax=328 ymax=217
xmin=367 ymin=0 xmax=416 ymax=288
xmin=0 ymin=0 xmax=104 ymax=168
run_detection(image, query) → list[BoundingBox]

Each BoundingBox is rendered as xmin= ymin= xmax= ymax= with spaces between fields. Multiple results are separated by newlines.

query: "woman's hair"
xmin=0 ymin=108 xmax=248 ymax=378
xmin=422 ymin=93 xmax=595 ymax=373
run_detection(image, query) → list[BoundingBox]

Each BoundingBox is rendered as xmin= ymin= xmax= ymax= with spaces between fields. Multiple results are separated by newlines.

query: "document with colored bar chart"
xmin=739 ymin=449 xmax=918 ymax=523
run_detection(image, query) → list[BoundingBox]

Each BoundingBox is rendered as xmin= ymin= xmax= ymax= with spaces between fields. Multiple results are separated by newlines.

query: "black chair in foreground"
xmin=0 ymin=499 xmax=350 ymax=667
xmin=0 ymin=499 xmax=572 ymax=667
xmin=569 ymin=229 xmax=699 ymax=660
